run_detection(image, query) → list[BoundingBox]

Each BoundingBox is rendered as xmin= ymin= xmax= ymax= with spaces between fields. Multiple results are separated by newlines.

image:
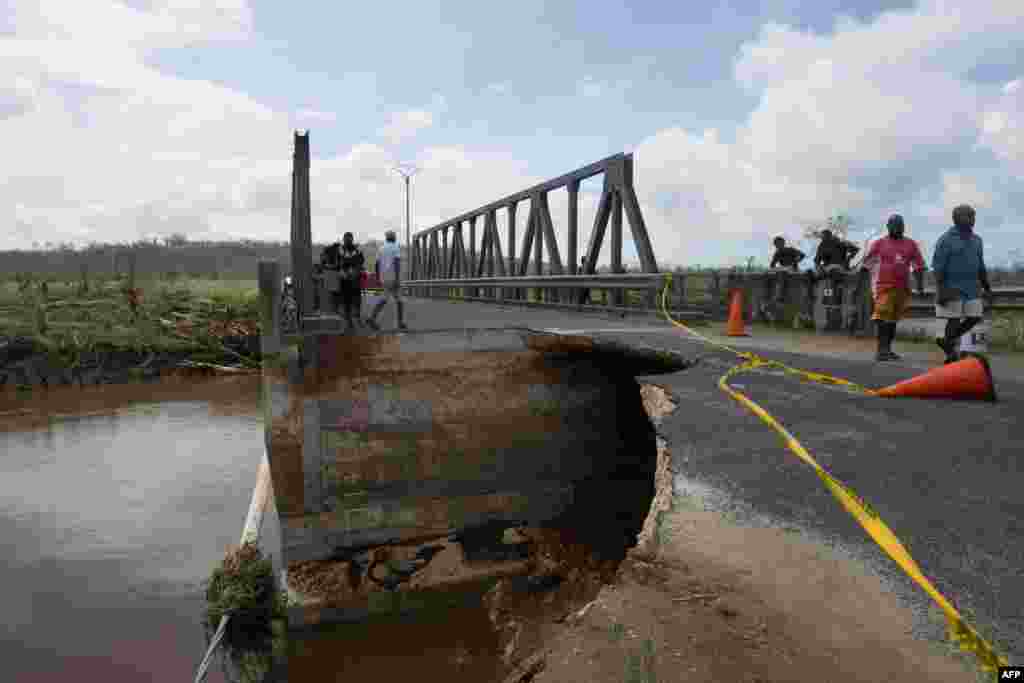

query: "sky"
xmin=1 ymin=0 xmax=1022 ymax=268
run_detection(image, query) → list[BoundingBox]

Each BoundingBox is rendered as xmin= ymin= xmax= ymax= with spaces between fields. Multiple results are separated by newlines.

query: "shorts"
xmin=872 ymin=287 xmax=910 ymax=322
xmin=935 ymin=297 xmax=983 ymax=319
xmin=379 ymin=278 xmax=402 ymax=303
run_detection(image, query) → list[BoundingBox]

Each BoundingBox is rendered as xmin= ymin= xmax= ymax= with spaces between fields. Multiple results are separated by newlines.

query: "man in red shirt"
xmin=860 ymin=214 xmax=926 ymax=361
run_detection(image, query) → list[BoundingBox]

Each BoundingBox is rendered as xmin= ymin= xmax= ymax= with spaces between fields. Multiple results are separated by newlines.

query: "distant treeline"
xmin=4 ymin=237 xmax=639 ymax=281
xmin=0 ymin=238 xmax=395 ymax=281
xmin=5 ymin=238 xmax=1022 ymax=284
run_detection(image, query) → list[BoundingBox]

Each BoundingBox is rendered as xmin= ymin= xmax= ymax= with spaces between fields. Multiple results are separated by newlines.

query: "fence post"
xmin=259 ymin=261 xmax=282 ymax=356
xmin=671 ymin=273 xmax=686 ymax=313
xmin=290 ymin=131 xmax=314 ymax=326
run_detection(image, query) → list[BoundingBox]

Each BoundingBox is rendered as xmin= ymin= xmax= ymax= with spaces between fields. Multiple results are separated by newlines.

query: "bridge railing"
xmin=401 ymin=273 xmax=694 ymax=319
xmin=408 ymin=152 xmax=660 ymax=308
xmin=401 ymin=271 xmax=1024 ymax=335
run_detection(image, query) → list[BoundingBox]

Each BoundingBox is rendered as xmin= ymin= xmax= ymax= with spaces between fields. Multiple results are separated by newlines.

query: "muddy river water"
xmin=1 ymin=347 xmax=663 ymax=683
xmin=1 ymin=379 xmax=267 ymax=682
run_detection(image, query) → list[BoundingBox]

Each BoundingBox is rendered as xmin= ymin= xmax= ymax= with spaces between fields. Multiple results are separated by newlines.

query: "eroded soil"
xmin=506 ymin=384 xmax=981 ymax=683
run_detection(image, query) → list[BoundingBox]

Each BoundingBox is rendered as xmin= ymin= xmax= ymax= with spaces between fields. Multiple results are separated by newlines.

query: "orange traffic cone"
xmin=875 ymin=355 xmax=997 ymax=402
xmin=725 ymin=289 xmax=749 ymax=337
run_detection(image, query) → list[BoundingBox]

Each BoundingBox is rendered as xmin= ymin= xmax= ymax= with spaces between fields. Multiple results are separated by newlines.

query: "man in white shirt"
xmin=365 ymin=230 xmax=408 ymax=331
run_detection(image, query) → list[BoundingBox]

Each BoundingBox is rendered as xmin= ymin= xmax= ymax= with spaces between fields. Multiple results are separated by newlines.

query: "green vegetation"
xmin=654 ymin=509 xmax=672 ymax=547
xmin=204 ymin=541 xmax=286 ymax=626
xmin=624 ymin=638 xmax=658 ymax=683
xmin=203 ymin=541 xmax=289 ymax=683
xmin=991 ymin=312 xmax=1024 ymax=351
xmin=898 ymin=311 xmax=1024 ymax=352
xmin=529 ymin=398 xmax=561 ymax=417
xmin=0 ymin=274 xmax=261 ymax=362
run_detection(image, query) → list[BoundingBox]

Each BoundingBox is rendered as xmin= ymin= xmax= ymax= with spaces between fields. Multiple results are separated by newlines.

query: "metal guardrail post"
xmin=258 ymin=261 xmax=282 ymax=352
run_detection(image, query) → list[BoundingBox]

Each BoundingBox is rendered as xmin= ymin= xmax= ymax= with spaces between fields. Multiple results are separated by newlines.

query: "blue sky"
xmin=1 ymin=0 xmax=1021 ymax=268
xmin=148 ymin=1 xmax=916 ymax=176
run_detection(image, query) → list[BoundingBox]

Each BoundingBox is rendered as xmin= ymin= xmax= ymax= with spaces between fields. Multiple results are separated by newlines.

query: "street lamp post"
xmin=393 ymin=164 xmax=419 ymax=279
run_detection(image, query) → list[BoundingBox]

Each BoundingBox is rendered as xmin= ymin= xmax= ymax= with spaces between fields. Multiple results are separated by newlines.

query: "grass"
xmin=203 ymin=540 xmax=290 ymax=683
xmin=0 ymin=275 xmax=261 ymax=363
xmin=204 ymin=540 xmax=286 ymax=626
xmin=654 ymin=509 xmax=672 ymax=547
xmin=624 ymin=638 xmax=657 ymax=683
xmin=896 ymin=311 xmax=1024 ymax=352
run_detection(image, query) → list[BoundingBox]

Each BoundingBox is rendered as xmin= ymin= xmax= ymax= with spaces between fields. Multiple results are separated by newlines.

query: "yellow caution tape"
xmin=658 ymin=274 xmax=1008 ymax=672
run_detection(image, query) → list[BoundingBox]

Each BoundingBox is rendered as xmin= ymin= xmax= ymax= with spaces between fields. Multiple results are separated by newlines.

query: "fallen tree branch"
xmin=671 ymin=593 xmax=718 ymax=602
xmin=176 ymin=360 xmax=258 ymax=374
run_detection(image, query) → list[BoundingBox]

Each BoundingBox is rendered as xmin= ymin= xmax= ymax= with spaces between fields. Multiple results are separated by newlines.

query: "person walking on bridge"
xmin=860 ymin=214 xmax=925 ymax=362
xmin=933 ymin=204 xmax=992 ymax=364
xmin=366 ymin=230 xmax=408 ymax=332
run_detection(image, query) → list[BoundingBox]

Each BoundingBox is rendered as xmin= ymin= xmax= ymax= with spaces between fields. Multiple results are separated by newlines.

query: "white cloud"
xmin=485 ymin=82 xmax=508 ymax=95
xmin=627 ymin=0 xmax=1024 ymax=265
xmin=979 ymin=77 xmax=1023 ymax=171
xmin=940 ymin=172 xmax=993 ymax=210
xmin=379 ymin=108 xmax=434 ymax=145
xmin=296 ymin=109 xmax=337 ymax=123
xmin=8 ymin=0 xmax=253 ymax=51
xmin=1 ymin=0 xmax=1021 ymax=270
xmin=578 ymin=76 xmax=604 ymax=98
xmin=0 ymin=0 xmax=287 ymax=247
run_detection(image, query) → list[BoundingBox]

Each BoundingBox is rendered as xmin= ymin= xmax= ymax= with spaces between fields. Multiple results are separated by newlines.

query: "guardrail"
xmin=403 ymin=273 xmax=670 ymax=312
xmin=261 ymin=254 xmax=1022 ymax=338
xmin=401 ymin=272 xmax=1024 ymax=334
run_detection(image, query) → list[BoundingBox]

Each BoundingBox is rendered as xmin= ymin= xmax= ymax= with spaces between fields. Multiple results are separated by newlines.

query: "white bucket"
xmin=936 ymin=319 xmax=991 ymax=355
xmin=959 ymin=319 xmax=990 ymax=355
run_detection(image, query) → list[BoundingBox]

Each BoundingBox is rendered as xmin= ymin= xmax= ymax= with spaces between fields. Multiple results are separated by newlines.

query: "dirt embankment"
xmin=499 ymin=384 xmax=981 ymax=683
xmin=0 ymin=333 xmax=261 ymax=388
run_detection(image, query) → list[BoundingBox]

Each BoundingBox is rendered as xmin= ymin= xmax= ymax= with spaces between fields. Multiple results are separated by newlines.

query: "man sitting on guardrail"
xmin=578 ymin=257 xmax=591 ymax=305
xmin=815 ymin=229 xmax=860 ymax=272
xmin=860 ymin=214 xmax=925 ymax=362
xmin=933 ymin=204 xmax=992 ymax=364
xmin=365 ymin=230 xmax=408 ymax=332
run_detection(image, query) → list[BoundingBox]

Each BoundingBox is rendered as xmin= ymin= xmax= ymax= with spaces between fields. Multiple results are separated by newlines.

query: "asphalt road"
xmin=385 ymin=296 xmax=1024 ymax=666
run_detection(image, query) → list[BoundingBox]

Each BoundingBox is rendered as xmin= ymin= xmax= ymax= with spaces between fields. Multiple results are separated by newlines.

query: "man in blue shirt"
xmin=932 ymin=204 xmax=993 ymax=364
xmin=365 ymin=230 xmax=408 ymax=331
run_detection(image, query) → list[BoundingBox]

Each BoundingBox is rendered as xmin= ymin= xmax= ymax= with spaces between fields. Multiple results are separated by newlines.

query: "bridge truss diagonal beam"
xmin=411 ymin=152 xmax=659 ymax=286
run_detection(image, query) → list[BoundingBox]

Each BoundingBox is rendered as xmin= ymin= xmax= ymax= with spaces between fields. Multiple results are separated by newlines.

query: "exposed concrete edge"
xmin=631 ymin=384 xmax=680 ymax=561
xmin=240 ymin=450 xmax=273 ymax=546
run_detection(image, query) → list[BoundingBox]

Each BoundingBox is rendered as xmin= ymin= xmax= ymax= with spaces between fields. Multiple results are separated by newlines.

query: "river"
xmin=0 ymin=378 xmax=267 ymax=683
